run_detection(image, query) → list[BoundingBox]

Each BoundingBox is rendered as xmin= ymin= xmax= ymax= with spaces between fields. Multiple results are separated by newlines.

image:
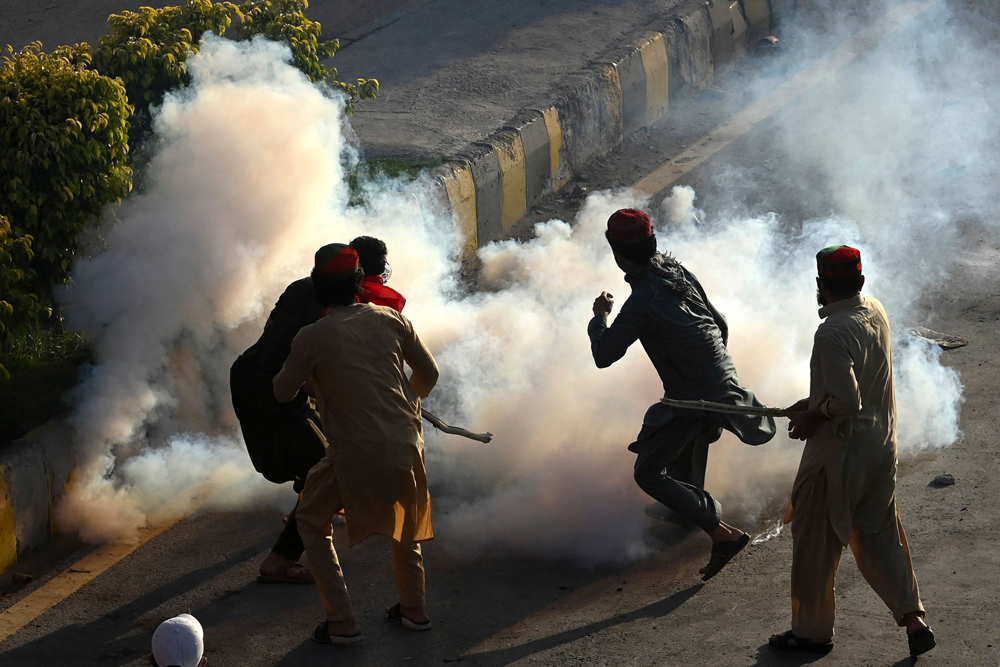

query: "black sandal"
xmin=769 ymin=630 xmax=833 ymax=654
xmin=312 ymin=621 xmax=362 ymax=645
xmin=701 ymin=532 xmax=750 ymax=581
xmin=908 ymin=626 xmax=935 ymax=657
xmin=385 ymin=603 xmax=432 ymax=631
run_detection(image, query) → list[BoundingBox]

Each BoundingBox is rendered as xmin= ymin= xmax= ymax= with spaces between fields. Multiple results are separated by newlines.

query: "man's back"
xmin=277 ymin=303 xmax=438 ymax=468
xmin=589 ymin=253 xmax=775 ymax=447
xmin=591 ymin=257 xmax=735 ymax=398
xmin=238 ymin=278 xmax=321 ymax=383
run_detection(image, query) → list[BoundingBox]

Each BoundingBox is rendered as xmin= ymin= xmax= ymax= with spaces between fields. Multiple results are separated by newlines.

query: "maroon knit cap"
xmin=607 ymin=209 xmax=653 ymax=244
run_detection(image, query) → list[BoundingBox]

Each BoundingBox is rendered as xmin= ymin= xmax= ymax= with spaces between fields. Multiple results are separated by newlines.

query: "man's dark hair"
xmin=350 ymin=236 xmax=388 ymax=277
xmin=606 ymin=231 xmax=657 ymax=265
xmin=819 ymin=273 xmax=863 ymax=298
xmin=311 ymin=268 xmax=364 ymax=307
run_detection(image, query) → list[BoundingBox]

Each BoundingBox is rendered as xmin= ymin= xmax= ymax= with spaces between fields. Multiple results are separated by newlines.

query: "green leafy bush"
xmin=0 ymin=1 xmax=377 ymax=300
xmin=0 ymin=322 xmax=89 ymax=439
xmin=0 ymin=214 xmax=52 ymax=379
xmin=92 ymin=0 xmax=234 ymax=141
xmin=0 ymin=43 xmax=132 ymax=291
xmin=95 ymin=0 xmax=378 ymax=144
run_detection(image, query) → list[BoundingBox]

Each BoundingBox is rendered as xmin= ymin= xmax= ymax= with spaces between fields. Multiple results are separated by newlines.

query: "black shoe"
xmin=908 ymin=626 xmax=935 ymax=657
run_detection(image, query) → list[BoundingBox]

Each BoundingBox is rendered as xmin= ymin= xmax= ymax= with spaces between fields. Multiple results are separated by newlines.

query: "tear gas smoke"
xmin=56 ymin=1 xmax=989 ymax=562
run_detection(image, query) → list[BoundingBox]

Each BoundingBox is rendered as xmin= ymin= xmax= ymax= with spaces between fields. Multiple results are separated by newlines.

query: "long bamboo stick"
xmin=658 ymin=397 xmax=791 ymax=418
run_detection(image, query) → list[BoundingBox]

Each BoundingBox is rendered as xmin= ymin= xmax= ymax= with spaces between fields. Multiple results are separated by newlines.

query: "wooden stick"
xmin=658 ymin=397 xmax=790 ymax=417
xmin=421 ymin=408 xmax=493 ymax=443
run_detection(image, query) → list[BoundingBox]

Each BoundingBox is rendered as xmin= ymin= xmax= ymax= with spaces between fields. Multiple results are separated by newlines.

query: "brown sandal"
xmin=769 ymin=630 xmax=833 ymax=654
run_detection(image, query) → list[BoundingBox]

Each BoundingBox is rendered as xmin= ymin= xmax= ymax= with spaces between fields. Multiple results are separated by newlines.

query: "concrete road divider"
xmin=0 ymin=420 xmax=76 ymax=573
xmin=434 ymin=0 xmax=781 ymax=256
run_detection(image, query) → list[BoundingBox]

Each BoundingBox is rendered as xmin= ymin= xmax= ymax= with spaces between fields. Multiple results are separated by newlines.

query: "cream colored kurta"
xmin=273 ymin=302 xmax=438 ymax=546
xmin=791 ymin=295 xmax=897 ymax=544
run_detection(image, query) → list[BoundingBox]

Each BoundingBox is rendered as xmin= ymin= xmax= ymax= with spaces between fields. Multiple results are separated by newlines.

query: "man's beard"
xmin=816 ymin=289 xmax=827 ymax=307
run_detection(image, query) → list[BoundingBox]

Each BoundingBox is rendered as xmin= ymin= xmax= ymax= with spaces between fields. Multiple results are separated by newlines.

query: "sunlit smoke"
xmin=54 ymin=1 xmax=988 ymax=562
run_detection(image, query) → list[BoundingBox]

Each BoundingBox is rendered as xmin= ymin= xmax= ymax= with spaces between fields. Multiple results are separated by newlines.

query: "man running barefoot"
xmin=589 ymin=209 xmax=776 ymax=580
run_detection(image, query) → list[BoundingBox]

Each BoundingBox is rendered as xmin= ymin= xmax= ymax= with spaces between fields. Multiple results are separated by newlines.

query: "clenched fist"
xmin=593 ymin=291 xmax=614 ymax=317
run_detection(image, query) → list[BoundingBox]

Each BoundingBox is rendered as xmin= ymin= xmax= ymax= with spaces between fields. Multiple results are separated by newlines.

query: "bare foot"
xmin=904 ymin=611 xmax=928 ymax=635
xmin=708 ymin=521 xmax=745 ymax=544
xmin=259 ymin=551 xmax=313 ymax=583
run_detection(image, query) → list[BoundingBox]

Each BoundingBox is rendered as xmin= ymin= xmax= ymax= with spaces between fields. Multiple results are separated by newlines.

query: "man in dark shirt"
xmin=588 ymin=208 xmax=776 ymax=580
xmin=230 ymin=237 xmax=406 ymax=583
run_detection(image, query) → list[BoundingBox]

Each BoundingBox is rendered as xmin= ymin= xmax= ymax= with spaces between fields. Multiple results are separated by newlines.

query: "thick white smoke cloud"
xmin=55 ymin=2 xmax=981 ymax=560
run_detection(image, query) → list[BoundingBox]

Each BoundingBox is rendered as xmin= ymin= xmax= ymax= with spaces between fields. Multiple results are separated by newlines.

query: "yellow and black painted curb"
xmin=0 ymin=421 xmax=76 ymax=574
xmin=432 ymin=0 xmax=792 ymax=260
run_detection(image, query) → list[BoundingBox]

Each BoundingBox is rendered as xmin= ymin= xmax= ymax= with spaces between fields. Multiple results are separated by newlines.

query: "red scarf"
xmin=359 ymin=275 xmax=406 ymax=313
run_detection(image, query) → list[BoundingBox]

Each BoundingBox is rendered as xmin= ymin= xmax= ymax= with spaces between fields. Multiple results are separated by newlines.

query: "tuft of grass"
xmin=0 ymin=326 xmax=91 ymax=446
xmin=347 ymin=156 xmax=443 ymax=206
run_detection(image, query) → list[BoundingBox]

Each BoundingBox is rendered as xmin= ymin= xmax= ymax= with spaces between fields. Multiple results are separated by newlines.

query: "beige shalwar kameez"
xmin=788 ymin=295 xmax=923 ymax=640
xmin=273 ymin=302 xmax=439 ymax=622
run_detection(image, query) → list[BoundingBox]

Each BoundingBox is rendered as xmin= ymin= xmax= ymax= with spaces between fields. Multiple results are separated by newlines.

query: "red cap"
xmin=607 ymin=209 xmax=653 ymax=243
xmin=314 ymin=243 xmax=359 ymax=278
xmin=816 ymin=245 xmax=862 ymax=278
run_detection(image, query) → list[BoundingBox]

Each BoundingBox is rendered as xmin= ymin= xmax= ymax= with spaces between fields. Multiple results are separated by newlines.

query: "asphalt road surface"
xmin=3 ymin=2 xmax=1000 ymax=665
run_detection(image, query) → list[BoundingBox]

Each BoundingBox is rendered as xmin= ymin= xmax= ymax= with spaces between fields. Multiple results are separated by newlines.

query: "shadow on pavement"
xmin=271 ymin=583 xmax=703 ymax=667
xmin=744 ymin=643 xmax=829 ymax=666
xmin=462 ymin=583 xmax=704 ymax=666
xmin=744 ymin=643 xmax=920 ymax=666
xmin=0 ymin=530 xmax=274 ymax=667
xmin=0 ymin=507 xmax=704 ymax=667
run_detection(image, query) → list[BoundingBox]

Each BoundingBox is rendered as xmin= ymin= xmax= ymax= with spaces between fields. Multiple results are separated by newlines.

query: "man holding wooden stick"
xmin=274 ymin=244 xmax=439 ymax=644
xmin=769 ymin=246 xmax=934 ymax=657
xmin=589 ymin=208 xmax=776 ymax=580
xmin=230 ymin=236 xmax=409 ymax=584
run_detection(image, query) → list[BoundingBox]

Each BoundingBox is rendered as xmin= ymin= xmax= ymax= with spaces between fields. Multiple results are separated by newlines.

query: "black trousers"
xmin=632 ymin=417 xmax=724 ymax=533
xmin=231 ymin=359 xmax=327 ymax=561
xmin=272 ymin=501 xmax=306 ymax=561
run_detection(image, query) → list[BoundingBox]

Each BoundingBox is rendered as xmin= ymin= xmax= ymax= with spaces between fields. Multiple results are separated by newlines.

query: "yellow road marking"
xmin=0 ymin=521 xmax=179 ymax=643
xmin=631 ymin=0 xmax=933 ymax=195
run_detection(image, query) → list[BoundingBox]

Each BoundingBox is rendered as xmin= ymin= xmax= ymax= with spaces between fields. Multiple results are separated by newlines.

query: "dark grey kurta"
xmin=588 ymin=254 xmax=776 ymax=449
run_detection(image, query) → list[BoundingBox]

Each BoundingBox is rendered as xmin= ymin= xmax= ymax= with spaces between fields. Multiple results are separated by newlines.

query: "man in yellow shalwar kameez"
xmin=769 ymin=246 xmax=935 ymax=658
xmin=274 ymin=243 xmax=439 ymax=645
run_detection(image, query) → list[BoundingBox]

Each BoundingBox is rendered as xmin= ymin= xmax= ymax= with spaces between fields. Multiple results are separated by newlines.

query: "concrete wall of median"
xmin=0 ymin=420 xmax=76 ymax=574
xmin=432 ymin=0 xmax=782 ymax=258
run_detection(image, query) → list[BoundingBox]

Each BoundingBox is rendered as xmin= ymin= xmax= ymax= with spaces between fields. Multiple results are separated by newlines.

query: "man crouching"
xmin=274 ymin=243 xmax=439 ymax=644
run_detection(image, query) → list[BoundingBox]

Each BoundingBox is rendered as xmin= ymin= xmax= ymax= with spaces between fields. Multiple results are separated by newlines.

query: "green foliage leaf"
xmin=0 ymin=214 xmax=50 ymax=363
xmin=0 ymin=44 xmax=133 ymax=296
